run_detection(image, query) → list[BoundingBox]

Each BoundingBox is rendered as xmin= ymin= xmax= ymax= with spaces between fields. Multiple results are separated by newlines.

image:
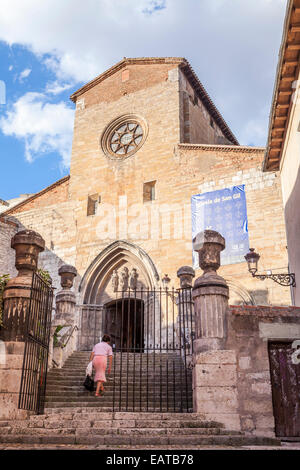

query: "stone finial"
xmin=11 ymin=230 xmax=45 ymax=275
xmin=58 ymin=264 xmax=77 ymax=290
xmin=193 ymin=230 xmax=225 ymax=274
xmin=177 ymin=266 xmax=195 ymax=288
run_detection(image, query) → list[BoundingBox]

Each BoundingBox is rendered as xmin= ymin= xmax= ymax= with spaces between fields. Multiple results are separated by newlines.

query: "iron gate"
xmin=18 ymin=272 xmax=54 ymax=414
xmin=101 ymin=287 xmax=194 ymax=413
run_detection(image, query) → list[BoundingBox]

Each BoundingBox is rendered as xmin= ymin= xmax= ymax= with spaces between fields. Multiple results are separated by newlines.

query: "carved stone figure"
xmin=111 ymin=269 xmax=119 ymax=292
xmin=120 ymin=267 xmax=129 ymax=291
xmin=129 ymin=268 xmax=139 ymax=290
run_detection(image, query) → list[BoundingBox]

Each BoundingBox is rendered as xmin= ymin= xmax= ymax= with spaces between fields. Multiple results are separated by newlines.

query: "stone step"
xmin=48 ymin=369 xmax=187 ymax=376
xmin=64 ymin=360 xmax=185 ymax=365
xmin=47 ymin=375 xmax=187 ymax=381
xmin=44 ymin=403 xmax=192 ymax=411
xmin=0 ymin=427 xmax=241 ymax=436
xmin=46 ymin=381 xmax=191 ymax=388
xmin=0 ymin=434 xmax=280 ymax=446
xmin=45 ymin=395 xmax=192 ymax=401
xmin=69 ymin=353 xmax=179 ymax=356
xmin=48 ymin=370 xmax=188 ymax=376
xmin=37 ymin=411 xmax=207 ymax=420
xmin=46 ymin=386 xmax=191 ymax=391
xmin=0 ymin=416 xmax=226 ymax=429
xmin=45 ymin=399 xmax=192 ymax=406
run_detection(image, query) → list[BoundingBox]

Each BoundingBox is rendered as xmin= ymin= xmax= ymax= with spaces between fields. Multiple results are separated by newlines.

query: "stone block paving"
xmin=0 ymin=443 xmax=299 ymax=451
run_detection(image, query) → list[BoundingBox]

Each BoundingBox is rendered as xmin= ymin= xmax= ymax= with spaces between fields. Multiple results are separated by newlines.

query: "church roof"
xmin=70 ymin=57 xmax=238 ymax=145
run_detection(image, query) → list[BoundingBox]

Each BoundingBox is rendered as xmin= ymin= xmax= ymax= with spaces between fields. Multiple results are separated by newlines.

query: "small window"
xmin=143 ymin=181 xmax=156 ymax=203
xmin=87 ymin=193 xmax=100 ymax=216
xmin=210 ymin=117 xmax=214 ymax=128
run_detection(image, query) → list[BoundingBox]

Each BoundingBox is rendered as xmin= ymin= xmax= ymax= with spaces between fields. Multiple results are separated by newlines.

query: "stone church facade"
xmin=1 ymin=57 xmax=300 ymax=444
xmin=1 ymin=57 xmax=290 ymax=309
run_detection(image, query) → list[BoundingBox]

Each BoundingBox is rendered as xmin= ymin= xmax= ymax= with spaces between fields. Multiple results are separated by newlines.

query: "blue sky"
xmin=0 ymin=0 xmax=287 ymax=200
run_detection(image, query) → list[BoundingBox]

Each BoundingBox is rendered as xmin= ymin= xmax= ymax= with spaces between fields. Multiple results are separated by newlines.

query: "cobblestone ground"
xmin=0 ymin=443 xmax=299 ymax=450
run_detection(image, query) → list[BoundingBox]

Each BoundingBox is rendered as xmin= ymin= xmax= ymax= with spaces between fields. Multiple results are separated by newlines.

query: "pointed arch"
xmin=79 ymin=240 xmax=160 ymax=305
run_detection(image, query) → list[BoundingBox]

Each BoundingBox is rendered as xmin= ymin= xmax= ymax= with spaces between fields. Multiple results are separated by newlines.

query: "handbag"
xmin=83 ymin=374 xmax=94 ymax=391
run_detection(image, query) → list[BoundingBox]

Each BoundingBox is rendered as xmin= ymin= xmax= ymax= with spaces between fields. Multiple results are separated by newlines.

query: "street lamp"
xmin=244 ymin=248 xmax=296 ymax=287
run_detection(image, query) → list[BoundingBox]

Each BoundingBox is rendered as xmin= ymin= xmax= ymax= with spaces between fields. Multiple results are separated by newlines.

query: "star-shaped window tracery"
xmin=110 ymin=122 xmax=143 ymax=156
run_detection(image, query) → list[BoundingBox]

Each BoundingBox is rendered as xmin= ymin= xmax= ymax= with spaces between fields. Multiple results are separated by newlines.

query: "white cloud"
xmin=19 ymin=68 xmax=31 ymax=82
xmin=8 ymin=65 xmax=13 ymax=71
xmin=0 ymin=0 xmax=288 ymax=149
xmin=0 ymin=92 xmax=74 ymax=167
xmin=45 ymin=80 xmax=74 ymax=95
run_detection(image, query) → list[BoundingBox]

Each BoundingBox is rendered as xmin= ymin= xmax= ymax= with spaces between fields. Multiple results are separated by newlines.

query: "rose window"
xmin=110 ymin=122 xmax=143 ymax=156
xmin=101 ymin=115 xmax=148 ymax=160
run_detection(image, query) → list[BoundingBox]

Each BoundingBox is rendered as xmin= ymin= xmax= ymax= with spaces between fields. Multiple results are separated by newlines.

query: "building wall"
xmin=227 ymin=305 xmax=300 ymax=436
xmin=176 ymin=145 xmax=290 ymax=306
xmin=279 ymin=71 xmax=300 ymax=305
xmin=0 ymin=218 xmax=18 ymax=277
xmin=179 ymin=70 xmax=229 ymax=145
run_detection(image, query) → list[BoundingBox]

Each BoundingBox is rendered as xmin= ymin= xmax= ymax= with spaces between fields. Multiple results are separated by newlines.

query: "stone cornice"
xmin=177 ymin=143 xmax=265 ymax=153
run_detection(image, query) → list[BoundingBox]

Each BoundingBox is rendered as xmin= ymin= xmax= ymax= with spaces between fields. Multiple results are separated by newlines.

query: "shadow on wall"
xmin=226 ymin=278 xmax=269 ymax=306
xmin=284 ymin=164 xmax=300 ymax=306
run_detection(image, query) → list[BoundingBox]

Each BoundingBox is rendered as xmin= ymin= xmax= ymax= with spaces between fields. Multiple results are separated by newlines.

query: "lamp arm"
xmin=252 ymin=273 xmax=296 ymax=287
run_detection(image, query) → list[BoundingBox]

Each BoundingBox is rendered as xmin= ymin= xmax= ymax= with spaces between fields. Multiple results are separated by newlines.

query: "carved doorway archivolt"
xmin=78 ymin=241 xmax=159 ymax=351
xmin=79 ymin=241 xmax=159 ymax=305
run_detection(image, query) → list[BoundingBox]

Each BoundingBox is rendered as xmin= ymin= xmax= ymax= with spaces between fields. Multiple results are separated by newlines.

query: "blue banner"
xmin=191 ymin=185 xmax=249 ymax=267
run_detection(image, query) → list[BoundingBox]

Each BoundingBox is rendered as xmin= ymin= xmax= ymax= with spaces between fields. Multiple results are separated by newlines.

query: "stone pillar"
xmin=177 ymin=266 xmax=195 ymax=365
xmin=0 ymin=230 xmax=45 ymax=419
xmin=0 ymin=230 xmax=45 ymax=342
xmin=51 ymin=264 xmax=78 ymax=368
xmin=191 ymin=230 xmax=240 ymax=431
xmin=192 ymin=230 xmax=229 ymax=353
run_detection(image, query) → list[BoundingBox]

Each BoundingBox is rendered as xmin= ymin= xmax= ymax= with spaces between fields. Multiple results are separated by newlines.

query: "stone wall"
xmin=0 ymin=218 xmax=18 ymax=277
xmin=226 ymin=304 xmax=300 ymax=436
xmin=179 ymin=70 xmax=229 ymax=145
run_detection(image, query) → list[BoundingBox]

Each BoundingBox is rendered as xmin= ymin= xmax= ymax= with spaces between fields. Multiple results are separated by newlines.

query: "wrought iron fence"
xmin=99 ymin=286 xmax=194 ymax=412
xmin=18 ymin=272 xmax=54 ymax=414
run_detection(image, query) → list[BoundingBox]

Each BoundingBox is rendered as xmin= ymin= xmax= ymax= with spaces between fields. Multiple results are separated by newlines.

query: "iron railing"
xmin=18 ymin=272 xmax=53 ymax=414
xmin=100 ymin=287 xmax=194 ymax=412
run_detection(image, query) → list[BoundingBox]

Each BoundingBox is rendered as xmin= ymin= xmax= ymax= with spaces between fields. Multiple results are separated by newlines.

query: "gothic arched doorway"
xmin=103 ymin=298 xmax=144 ymax=352
xmin=77 ymin=241 xmax=159 ymax=351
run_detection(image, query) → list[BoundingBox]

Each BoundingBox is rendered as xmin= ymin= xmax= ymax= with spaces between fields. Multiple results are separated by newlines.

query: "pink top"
xmin=92 ymin=341 xmax=113 ymax=357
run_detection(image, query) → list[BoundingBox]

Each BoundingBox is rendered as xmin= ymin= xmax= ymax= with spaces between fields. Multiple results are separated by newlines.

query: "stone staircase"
xmin=45 ymin=351 xmax=193 ymax=412
xmin=0 ymin=410 xmax=280 ymax=447
xmin=0 ymin=351 xmax=281 ymax=448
